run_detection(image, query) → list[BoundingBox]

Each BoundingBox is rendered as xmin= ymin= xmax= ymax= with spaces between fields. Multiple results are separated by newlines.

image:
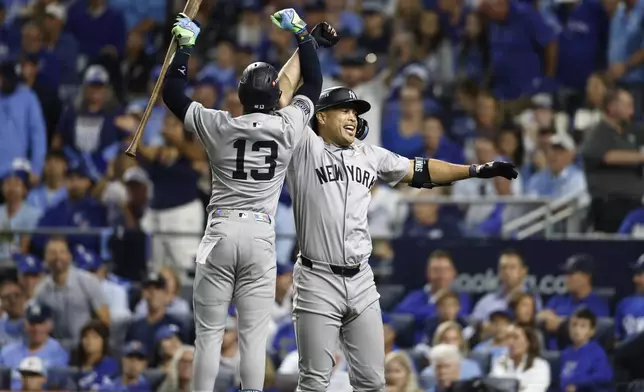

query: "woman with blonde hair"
xmin=385 ymin=351 xmax=423 ymax=392
xmin=158 ymin=345 xmax=194 ymax=392
xmin=419 ymin=321 xmax=482 ymax=389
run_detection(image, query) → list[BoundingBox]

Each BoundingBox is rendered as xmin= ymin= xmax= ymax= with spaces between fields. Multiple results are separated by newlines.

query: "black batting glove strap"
xmin=470 ymin=161 xmax=519 ymax=180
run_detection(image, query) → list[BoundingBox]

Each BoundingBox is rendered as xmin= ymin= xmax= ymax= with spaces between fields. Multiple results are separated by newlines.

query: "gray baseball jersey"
xmin=184 ymin=95 xmax=315 ymax=218
xmin=285 ymin=127 xmax=410 ymax=266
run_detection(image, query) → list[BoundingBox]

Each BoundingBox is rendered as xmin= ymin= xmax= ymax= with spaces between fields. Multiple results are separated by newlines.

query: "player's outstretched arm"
xmin=278 ymin=22 xmax=339 ymax=108
xmin=402 ymin=158 xmax=519 ymax=188
xmin=162 ymin=13 xmax=200 ymax=122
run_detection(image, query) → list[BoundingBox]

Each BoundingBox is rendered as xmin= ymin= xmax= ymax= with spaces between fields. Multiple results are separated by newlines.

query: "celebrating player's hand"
xmin=471 ymin=161 xmax=518 ymax=180
xmin=311 ymin=22 xmax=339 ymax=48
xmin=270 ymin=8 xmax=307 ymax=35
xmin=171 ymin=13 xmax=200 ymax=48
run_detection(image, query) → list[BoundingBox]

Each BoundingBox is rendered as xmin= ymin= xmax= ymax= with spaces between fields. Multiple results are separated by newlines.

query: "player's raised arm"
xmin=162 ymin=13 xmax=200 ymax=122
xmin=401 ymin=157 xmax=519 ymax=188
xmin=271 ymin=9 xmax=323 ymax=107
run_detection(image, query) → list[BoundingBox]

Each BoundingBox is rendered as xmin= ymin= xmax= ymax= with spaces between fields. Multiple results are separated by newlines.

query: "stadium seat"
xmin=0 ymin=366 xmax=11 ymax=390
xmin=47 ymin=366 xmax=79 ymax=390
xmin=390 ymin=314 xmax=416 ymax=348
xmin=594 ymin=317 xmax=615 ymax=351
xmin=450 ymin=377 xmax=520 ymax=392
xmin=378 ymin=284 xmax=406 ymax=312
xmin=541 ymin=351 xmax=561 ymax=392
xmin=143 ymin=368 xmax=167 ymax=390
xmin=468 ymin=350 xmax=492 ymax=375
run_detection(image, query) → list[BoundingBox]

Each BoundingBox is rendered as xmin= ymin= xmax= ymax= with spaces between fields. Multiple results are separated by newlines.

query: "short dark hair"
xmin=436 ymin=290 xmax=460 ymax=306
xmin=429 ymin=249 xmax=453 ymax=262
xmin=499 ymin=248 xmax=525 ymax=266
xmin=571 ymin=307 xmax=597 ymax=328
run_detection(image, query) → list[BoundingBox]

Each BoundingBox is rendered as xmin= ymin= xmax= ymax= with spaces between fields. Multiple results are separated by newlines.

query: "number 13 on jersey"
xmin=232 ymin=139 xmax=279 ymax=181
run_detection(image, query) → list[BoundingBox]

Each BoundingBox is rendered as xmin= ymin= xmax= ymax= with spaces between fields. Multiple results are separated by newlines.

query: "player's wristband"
xmin=469 ymin=164 xmax=478 ymax=178
xmin=409 ymin=157 xmax=431 ymax=189
xmin=167 ymin=50 xmax=190 ymax=80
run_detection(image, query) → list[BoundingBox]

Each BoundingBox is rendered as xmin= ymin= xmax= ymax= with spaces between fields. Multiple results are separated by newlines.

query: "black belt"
xmin=301 ymin=257 xmax=360 ymax=277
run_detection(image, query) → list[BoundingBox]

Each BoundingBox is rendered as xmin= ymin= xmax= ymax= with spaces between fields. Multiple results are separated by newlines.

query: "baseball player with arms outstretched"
xmin=158 ymin=10 xmax=331 ymax=392
xmin=277 ymin=54 xmax=519 ymax=391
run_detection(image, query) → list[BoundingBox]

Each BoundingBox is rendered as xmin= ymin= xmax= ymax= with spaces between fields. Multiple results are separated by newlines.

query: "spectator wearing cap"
xmin=480 ymin=0 xmax=557 ymax=119
xmin=155 ymin=324 xmax=189 ymax=370
xmin=538 ymin=254 xmax=609 ymax=347
xmin=0 ymin=279 xmax=27 ymax=346
xmin=607 ymin=0 xmax=644 ymax=114
xmin=0 ymin=302 xmax=68 ymax=391
xmin=109 ymin=0 xmax=167 ymax=34
xmin=73 ymin=245 xmax=131 ymax=325
xmin=18 ymin=356 xmax=47 ymax=391
xmin=101 ymin=341 xmax=152 ymax=391
xmin=26 ymin=152 xmax=68 ymax=213
xmin=126 ymin=272 xmax=188 ymax=357
xmin=137 ymin=113 xmax=204 ymax=277
xmin=18 ymin=52 xmax=62 ymax=140
xmin=15 ymin=254 xmax=44 ymax=300
xmin=472 ymin=310 xmax=511 ymax=362
xmin=42 ymin=2 xmax=79 ymax=100
xmin=0 ymin=61 xmax=46 ymax=182
xmin=134 ymin=267 xmax=190 ymax=321
xmin=517 ymin=94 xmax=568 ymax=139
xmin=415 ymin=115 xmax=465 ymax=164
xmin=614 ymin=254 xmax=644 ymax=342
xmin=358 ymin=1 xmax=391 ymax=56
xmin=543 ymin=0 xmax=608 ymax=113
xmin=526 ymin=133 xmax=588 ymax=201
xmin=71 ymin=320 xmax=119 ymax=390
xmin=100 ymin=165 xmax=150 ymax=228
xmin=619 ymin=206 xmax=644 ymax=237
xmin=471 ymin=249 xmax=542 ymax=323
xmin=53 ymin=64 xmax=125 ymax=181
xmin=580 ymin=88 xmax=644 ymax=233
xmin=33 ymin=163 xmax=107 ymax=253
xmin=0 ymin=161 xmax=42 ymax=261
xmin=18 ymin=21 xmax=61 ymax=91
xmin=382 ymin=84 xmax=427 ymax=158
xmin=33 ymin=237 xmax=110 ymax=348
xmin=66 ymin=0 xmax=126 ymax=60
xmin=395 ymin=251 xmax=471 ymax=342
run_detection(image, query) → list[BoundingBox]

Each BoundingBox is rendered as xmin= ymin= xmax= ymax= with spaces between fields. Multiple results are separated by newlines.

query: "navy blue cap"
xmin=276 ymin=262 xmax=293 ymax=276
xmin=561 ymin=254 xmax=594 ymax=274
xmin=122 ymin=341 xmax=148 ymax=358
xmin=489 ymin=309 xmax=512 ymax=322
xmin=142 ymin=271 xmax=166 ymax=288
xmin=73 ymin=245 xmax=102 ymax=272
xmin=631 ymin=254 xmax=644 ymax=273
xmin=15 ymin=254 xmax=43 ymax=275
xmin=66 ymin=162 xmax=90 ymax=178
xmin=155 ymin=324 xmax=181 ymax=344
xmin=25 ymin=302 xmax=53 ymax=324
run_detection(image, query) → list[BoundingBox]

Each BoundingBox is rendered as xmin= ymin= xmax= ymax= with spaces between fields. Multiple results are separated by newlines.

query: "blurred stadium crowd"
xmin=1 ymin=0 xmax=644 ymax=390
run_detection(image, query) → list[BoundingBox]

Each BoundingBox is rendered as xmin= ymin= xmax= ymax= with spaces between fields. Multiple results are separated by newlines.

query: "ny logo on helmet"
xmin=348 ymin=90 xmax=357 ymax=100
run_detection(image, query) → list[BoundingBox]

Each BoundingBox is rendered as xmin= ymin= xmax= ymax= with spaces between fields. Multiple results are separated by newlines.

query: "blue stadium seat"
xmin=0 ymin=366 xmax=11 ymax=390
xmin=47 ymin=366 xmax=79 ymax=390
xmin=378 ymin=284 xmax=406 ymax=312
xmin=390 ymin=314 xmax=416 ymax=348
xmin=468 ymin=350 xmax=492 ymax=375
xmin=541 ymin=351 xmax=561 ymax=392
xmin=143 ymin=368 xmax=166 ymax=390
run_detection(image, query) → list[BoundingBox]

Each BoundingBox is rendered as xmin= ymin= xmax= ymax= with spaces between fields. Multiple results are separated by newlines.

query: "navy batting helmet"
xmin=312 ymin=87 xmax=371 ymax=140
xmin=238 ymin=62 xmax=281 ymax=112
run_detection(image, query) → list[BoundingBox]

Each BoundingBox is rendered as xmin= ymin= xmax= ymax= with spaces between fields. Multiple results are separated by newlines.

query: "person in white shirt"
xmin=489 ymin=324 xmax=551 ymax=392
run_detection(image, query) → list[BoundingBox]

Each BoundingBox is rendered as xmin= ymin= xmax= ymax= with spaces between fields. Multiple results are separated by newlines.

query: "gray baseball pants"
xmin=292 ymin=256 xmax=386 ymax=392
xmin=192 ymin=211 xmax=276 ymax=392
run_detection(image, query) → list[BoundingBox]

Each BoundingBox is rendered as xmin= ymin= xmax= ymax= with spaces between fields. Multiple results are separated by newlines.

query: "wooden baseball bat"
xmin=125 ymin=0 xmax=203 ymax=158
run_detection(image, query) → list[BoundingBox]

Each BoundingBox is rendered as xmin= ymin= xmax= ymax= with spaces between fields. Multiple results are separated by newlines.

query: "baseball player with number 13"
xmin=276 ymin=50 xmax=519 ymax=390
xmin=159 ymin=9 xmax=335 ymax=392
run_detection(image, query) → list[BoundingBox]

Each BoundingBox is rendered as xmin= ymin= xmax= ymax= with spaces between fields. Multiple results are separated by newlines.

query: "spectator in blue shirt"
xmin=18 ymin=22 xmax=61 ymax=91
xmin=618 ymin=207 xmax=644 ymax=237
xmin=66 ymin=0 xmax=126 ymax=61
xmin=54 ymin=65 xmax=124 ymax=180
xmin=539 ymin=254 xmax=610 ymax=341
xmin=42 ymin=3 xmax=80 ymax=99
xmin=382 ymin=85 xmax=425 ymax=158
xmin=72 ymin=320 xmax=119 ymax=390
xmin=125 ymin=272 xmax=188 ymax=358
xmin=526 ymin=133 xmax=588 ymax=200
xmin=607 ymin=0 xmax=644 ymax=114
xmin=560 ymin=307 xmax=613 ymax=392
xmin=471 ymin=249 xmax=542 ymax=323
xmin=15 ymin=253 xmax=44 ymax=300
xmin=615 ymin=254 xmax=644 ymax=341
xmin=122 ymin=67 xmax=167 ymax=147
xmin=0 ymin=61 xmax=46 ymax=181
xmin=472 ymin=310 xmax=511 ymax=361
xmin=0 ymin=302 xmax=69 ymax=390
xmin=481 ymin=0 xmax=557 ymax=117
xmin=424 ymin=290 xmax=469 ymax=344
xmin=33 ymin=163 xmax=107 ymax=253
xmin=395 ymin=250 xmax=471 ymax=338
xmin=415 ymin=115 xmax=465 ymax=164
xmin=109 ymin=0 xmax=167 ymax=34
xmin=0 ymin=279 xmax=26 ymax=347
xmin=357 ymin=3 xmax=391 ymax=56
xmin=0 ymin=163 xmax=43 ymax=261
xmin=26 ymin=151 xmax=68 ymax=213
xmin=270 ymin=319 xmax=296 ymax=368
xmin=101 ymin=341 xmax=152 ymax=392
xmin=402 ymin=187 xmax=463 ymax=239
